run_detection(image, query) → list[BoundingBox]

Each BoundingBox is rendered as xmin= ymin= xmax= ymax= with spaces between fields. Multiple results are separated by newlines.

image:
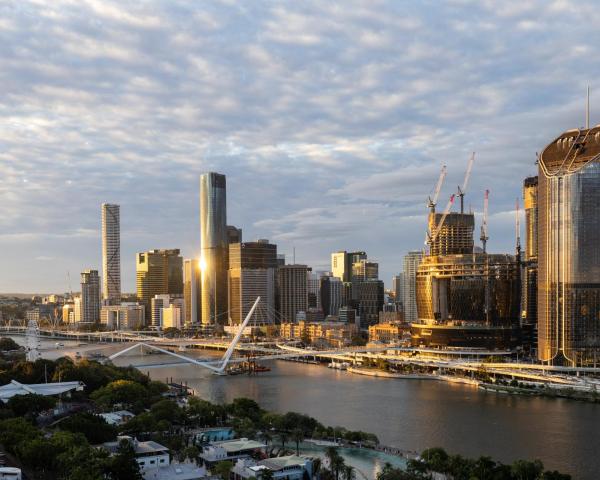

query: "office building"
xmin=331 ymin=251 xmax=366 ymax=282
xmin=280 ymin=321 xmax=357 ymax=348
xmin=278 ymin=265 xmax=309 ymax=323
xmin=320 ymin=275 xmax=343 ymax=316
xmin=200 ymin=172 xmax=229 ymax=325
xmin=80 ymin=269 xmax=100 ymax=324
xmin=136 ymin=249 xmax=183 ymax=317
xmin=307 ymin=272 xmax=321 ymax=310
xmin=162 ymin=303 xmax=183 ymax=329
xmin=352 ymin=260 xmax=379 ymax=281
xmin=392 ymin=274 xmax=404 ymax=306
xmin=101 ymin=303 xmax=145 ymax=330
xmin=338 ymin=306 xmax=357 ymax=325
xmin=538 ymin=126 xmax=600 ymax=366
xmin=522 ymin=176 xmax=538 ymax=353
xmin=101 ymin=203 xmax=121 ymax=304
xmin=228 ymin=240 xmax=278 ymax=324
xmin=355 ymin=280 xmax=384 ymax=329
xmin=151 ymin=294 xmax=171 ymax=328
xmin=227 ymin=225 xmax=243 ymax=244
xmin=402 ymin=251 xmax=422 ymax=323
xmin=183 ymin=259 xmax=201 ymax=326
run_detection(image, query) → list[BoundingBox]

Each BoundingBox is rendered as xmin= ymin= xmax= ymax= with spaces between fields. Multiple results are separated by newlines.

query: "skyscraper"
xmin=183 ymin=259 xmax=201 ymax=326
xmin=402 ymin=251 xmax=423 ymax=323
xmin=522 ymin=176 xmax=538 ymax=350
xmin=392 ymin=274 xmax=404 ymax=307
xmin=228 ymin=240 xmax=277 ymax=324
xmin=80 ymin=269 xmax=100 ymax=324
xmin=538 ymin=126 xmax=600 ymax=366
xmin=136 ymin=249 xmax=183 ymax=319
xmin=278 ymin=264 xmax=309 ymax=323
xmin=352 ymin=260 xmax=379 ymax=281
xmin=101 ymin=203 xmax=121 ymax=304
xmin=320 ymin=275 xmax=342 ymax=317
xmin=200 ymin=172 xmax=228 ymax=325
xmin=331 ymin=251 xmax=367 ymax=282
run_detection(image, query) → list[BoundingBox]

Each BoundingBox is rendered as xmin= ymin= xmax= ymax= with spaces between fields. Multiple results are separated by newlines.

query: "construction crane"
xmin=457 ymin=152 xmax=475 ymax=214
xmin=427 ymin=165 xmax=447 ymax=213
xmin=480 ymin=189 xmax=489 ymax=253
xmin=429 ymin=194 xmax=456 ymax=245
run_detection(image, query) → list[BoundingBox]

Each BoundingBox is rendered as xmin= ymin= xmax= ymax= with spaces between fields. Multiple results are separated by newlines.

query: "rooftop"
xmin=102 ymin=437 xmax=169 ymax=456
xmin=143 ymin=462 xmax=209 ymax=480
xmin=0 ymin=380 xmax=85 ymax=402
xmin=211 ymin=438 xmax=266 ymax=453
xmin=259 ymin=455 xmax=309 ymax=471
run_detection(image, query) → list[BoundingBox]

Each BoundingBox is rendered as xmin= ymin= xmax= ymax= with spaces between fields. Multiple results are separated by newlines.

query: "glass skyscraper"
xmin=200 ymin=172 xmax=228 ymax=325
xmin=538 ymin=126 xmax=600 ymax=366
xmin=101 ymin=203 xmax=121 ymax=304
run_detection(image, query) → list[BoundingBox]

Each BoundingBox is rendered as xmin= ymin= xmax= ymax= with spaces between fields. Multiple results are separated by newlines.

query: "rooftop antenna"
xmin=586 ymin=85 xmax=590 ymax=130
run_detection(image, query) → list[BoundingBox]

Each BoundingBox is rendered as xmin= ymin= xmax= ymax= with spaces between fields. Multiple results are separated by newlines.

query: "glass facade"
xmin=538 ymin=155 xmax=600 ymax=365
xmin=200 ymin=172 xmax=228 ymax=325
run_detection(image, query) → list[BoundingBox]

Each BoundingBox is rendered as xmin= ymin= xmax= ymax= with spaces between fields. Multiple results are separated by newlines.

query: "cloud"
xmin=1 ymin=0 xmax=600 ymax=291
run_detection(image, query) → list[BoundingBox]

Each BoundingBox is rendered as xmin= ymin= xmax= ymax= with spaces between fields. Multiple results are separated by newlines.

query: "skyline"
xmin=3 ymin=1 xmax=600 ymax=292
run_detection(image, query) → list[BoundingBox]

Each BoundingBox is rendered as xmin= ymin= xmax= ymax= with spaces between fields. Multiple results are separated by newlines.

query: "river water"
xmin=21 ymin=340 xmax=600 ymax=479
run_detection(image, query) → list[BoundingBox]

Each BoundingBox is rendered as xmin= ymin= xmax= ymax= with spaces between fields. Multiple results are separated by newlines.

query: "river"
xmin=21 ymin=339 xmax=600 ymax=479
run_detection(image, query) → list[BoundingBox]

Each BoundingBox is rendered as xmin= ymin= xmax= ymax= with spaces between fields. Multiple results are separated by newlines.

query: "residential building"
xmin=232 ymin=456 xmax=313 ymax=480
xmin=101 ymin=203 xmax=121 ymax=304
xmin=80 ymin=269 xmax=100 ymax=324
xmin=136 ymin=249 xmax=183 ymax=317
xmin=151 ymin=294 xmax=171 ymax=328
xmin=522 ymin=176 xmax=538 ymax=353
xmin=279 ymin=321 xmax=357 ymax=348
xmin=402 ymin=251 xmax=422 ymax=323
xmin=162 ymin=303 xmax=183 ymax=329
xmin=538 ymin=125 xmax=600 ymax=366
xmin=101 ymin=437 xmax=169 ymax=473
xmin=277 ymin=265 xmax=309 ymax=323
xmin=199 ymin=439 xmax=266 ymax=467
xmin=369 ymin=322 xmax=409 ymax=343
xmin=184 ymin=259 xmax=201 ymax=327
xmin=228 ymin=240 xmax=277 ymax=324
xmin=101 ymin=303 xmax=145 ymax=330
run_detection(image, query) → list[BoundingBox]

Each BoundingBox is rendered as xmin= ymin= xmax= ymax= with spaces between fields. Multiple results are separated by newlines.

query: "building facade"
xmin=136 ymin=249 xmax=183 ymax=318
xmin=277 ymin=265 xmax=309 ymax=323
xmin=402 ymin=251 xmax=423 ymax=323
xmin=522 ymin=176 xmax=538 ymax=353
xmin=183 ymin=259 xmax=201 ymax=326
xmin=100 ymin=303 xmax=145 ymax=330
xmin=320 ymin=275 xmax=343 ymax=316
xmin=200 ymin=172 xmax=229 ymax=325
xmin=80 ymin=269 xmax=100 ymax=324
xmin=538 ymin=125 xmax=600 ymax=366
xmin=101 ymin=203 xmax=121 ymax=304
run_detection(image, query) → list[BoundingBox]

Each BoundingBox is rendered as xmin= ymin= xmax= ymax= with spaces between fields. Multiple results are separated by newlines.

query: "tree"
xmin=7 ymin=393 xmax=56 ymax=418
xmin=343 ymin=465 xmax=355 ymax=480
xmin=0 ymin=337 xmax=20 ymax=351
xmin=292 ymin=428 xmax=304 ymax=456
xmin=107 ymin=438 xmax=143 ymax=480
xmin=326 ymin=447 xmax=345 ymax=480
xmin=59 ymin=412 xmax=117 ymax=444
xmin=279 ymin=431 xmax=288 ymax=450
xmin=214 ymin=460 xmax=233 ymax=480
xmin=90 ymin=379 xmax=148 ymax=410
xmin=511 ymin=459 xmax=544 ymax=480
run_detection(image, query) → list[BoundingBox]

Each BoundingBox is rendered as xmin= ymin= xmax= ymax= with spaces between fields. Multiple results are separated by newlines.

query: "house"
xmin=0 ymin=467 xmax=22 ymax=480
xmin=99 ymin=410 xmax=135 ymax=426
xmin=101 ymin=436 xmax=169 ymax=472
xmin=0 ymin=380 xmax=85 ymax=403
xmin=232 ymin=455 xmax=313 ymax=480
xmin=200 ymin=438 xmax=266 ymax=467
xmin=144 ymin=462 xmax=211 ymax=480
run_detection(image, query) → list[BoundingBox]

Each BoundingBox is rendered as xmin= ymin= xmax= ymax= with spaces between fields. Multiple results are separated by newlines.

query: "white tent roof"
xmin=0 ymin=380 xmax=85 ymax=402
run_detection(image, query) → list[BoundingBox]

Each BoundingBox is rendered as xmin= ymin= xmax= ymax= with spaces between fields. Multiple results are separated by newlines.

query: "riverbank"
xmin=479 ymin=382 xmax=600 ymax=402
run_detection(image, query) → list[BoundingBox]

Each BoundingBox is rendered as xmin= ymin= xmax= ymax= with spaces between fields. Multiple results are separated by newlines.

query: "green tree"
xmin=326 ymin=447 xmax=345 ymax=480
xmin=90 ymin=379 xmax=148 ymax=410
xmin=292 ymin=428 xmax=304 ymax=456
xmin=214 ymin=460 xmax=234 ymax=480
xmin=511 ymin=459 xmax=544 ymax=480
xmin=59 ymin=412 xmax=117 ymax=444
xmin=107 ymin=438 xmax=143 ymax=480
xmin=0 ymin=337 xmax=20 ymax=351
xmin=7 ymin=393 xmax=56 ymax=418
xmin=342 ymin=465 xmax=355 ymax=480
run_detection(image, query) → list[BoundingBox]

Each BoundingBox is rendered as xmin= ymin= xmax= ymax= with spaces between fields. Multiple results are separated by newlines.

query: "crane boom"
xmin=430 ymin=194 xmax=456 ymax=244
xmin=480 ymin=189 xmax=489 ymax=253
xmin=427 ymin=165 xmax=447 ymax=213
xmin=457 ymin=152 xmax=475 ymax=214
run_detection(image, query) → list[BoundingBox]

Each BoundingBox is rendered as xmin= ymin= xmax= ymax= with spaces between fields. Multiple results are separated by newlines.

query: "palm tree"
xmin=279 ymin=431 xmax=288 ymax=451
xmin=325 ymin=447 xmax=345 ymax=480
xmin=342 ymin=465 xmax=354 ymax=480
xmin=291 ymin=428 xmax=304 ymax=456
xmin=261 ymin=430 xmax=273 ymax=446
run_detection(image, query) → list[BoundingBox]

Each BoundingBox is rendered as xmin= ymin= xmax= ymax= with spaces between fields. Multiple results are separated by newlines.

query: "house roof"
xmin=212 ymin=438 xmax=266 ymax=453
xmin=259 ymin=455 xmax=309 ymax=471
xmin=0 ymin=380 xmax=85 ymax=402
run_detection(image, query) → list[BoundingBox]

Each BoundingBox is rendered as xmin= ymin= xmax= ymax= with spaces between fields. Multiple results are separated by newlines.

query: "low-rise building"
xmin=232 ymin=456 xmax=313 ymax=480
xmin=101 ymin=303 xmax=145 ymax=330
xmin=99 ymin=410 xmax=135 ymax=426
xmin=280 ymin=321 xmax=357 ymax=347
xmin=0 ymin=467 xmax=22 ymax=480
xmin=199 ymin=438 xmax=265 ymax=467
xmin=368 ymin=322 xmax=410 ymax=344
xmin=193 ymin=427 xmax=235 ymax=445
xmin=144 ymin=463 xmax=209 ymax=480
xmin=102 ymin=437 xmax=169 ymax=472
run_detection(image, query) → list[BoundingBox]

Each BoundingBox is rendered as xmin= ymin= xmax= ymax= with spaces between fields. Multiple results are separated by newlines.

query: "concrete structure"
xmin=144 ymin=463 xmax=208 ymax=480
xmin=402 ymin=251 xmax=423 ymax=323
xmin=331 ymin=250 xmax=366 ymax=282
xmin=101 ymin=303 xmax=145 ymax=330
xmin=194 ymin=427 xmax=235 ymax=445
xmin=200 ymin=172 xmax=229 ymax=325
xmin=80 ymin=269 xmax=100 ymax=324
xmin=151 ymin=294 xmax=171 ymax=328
xmin=184 ymin=259 xmax=201 ymax=327
xmin=538 ymin=125 xmax=600 ymax=366
xmin=199 ymin=438 xmax=266 ymax=467
xmin=392 ymin=274 xmax=404 ymax=306
xmin=369 ymin=322 xmax=409 ymax=343
xmin=0 ymin=468 xmax=21 ymax=480
xmin=277 ymin=265 xmax=309 ymax=323
xmin=162 ymin=303 xmax=183 ymax=329
xmin=232 ymin=456 xmax=313 ymax=480
xmin=307 ymin=271 xmax=321 ymax=310
xmin=101 ymin=203 xmax=121 ymax=304
xmin=228 ymin=240 xmax=277 ymax=324
xmin=338 ymin=306 xmax=357 ymax=325
xmin=136 ymin=249 xmax=183 ymax=317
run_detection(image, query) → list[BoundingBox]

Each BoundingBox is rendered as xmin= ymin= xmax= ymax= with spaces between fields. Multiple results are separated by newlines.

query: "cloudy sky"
xmin=1 ymin=0 xmax=599 ymax=293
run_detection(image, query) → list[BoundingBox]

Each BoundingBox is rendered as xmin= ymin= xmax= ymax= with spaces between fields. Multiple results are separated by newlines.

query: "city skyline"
xmin=3 ymin=1 xmax=600 ymax=292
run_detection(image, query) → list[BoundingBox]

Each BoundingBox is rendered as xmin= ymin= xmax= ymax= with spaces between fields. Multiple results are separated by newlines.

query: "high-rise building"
xmin=320 ymin=275 xmax=343 ymax=317
xmin=331 ymin=251 xmax=367 ymax=282
xmin=227 ymin=225 xmax=243 ymax=244
xmin=307 ymin=272 xmax=321 ymax=310
xmin=538 ymin=126 xmax=600 ymax=366
xmin=101 ymin=303 xmax=145 ymax=330
xmin=80 ymin=269 xmax=100 ymax=324
xmin=200 ymin=172 xmax=228 ymax=325
xmin=228 ymin=240 xmax=277 ymax=324
xmin=278 ymin=264 xmax=309 ymax=323
xmin=183 ymin=259 xmax=201 ymax=327
xmin=151 ymin=294 xmax=171 ymax=328
xmin=355 ymin=280 xmax=384 ymax=329
xmin=352 ymin=260 xmax=378 ymax=281
xmin=392 ymin=274 xmax=404 ymax=307
xmin=136 ymin=249 xmax=183 ymax=317
xmin=522 ymin=176 xmax=538 ymax=352
xmin=402 ymin=251 xmax=423 ymax=323
xmin=101 ymin=203 xmax=121 ymax=304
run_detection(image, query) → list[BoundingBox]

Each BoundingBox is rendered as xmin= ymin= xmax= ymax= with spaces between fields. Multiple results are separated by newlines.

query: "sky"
xmin=1 ymin=0 xmax=599 ymax=293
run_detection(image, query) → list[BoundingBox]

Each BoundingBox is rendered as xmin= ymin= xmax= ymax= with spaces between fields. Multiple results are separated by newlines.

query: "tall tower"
xmin=538 ymin=126 xmax=600 ymax=366
xmin=278 ymin=265 xmax=309 ymax=323
xmin=80 ymin=269 xmax=100 ymax=324
xmin=136 ymin=249 xmax=183 ymax=319
xmin=402 ymin=251 xmax=423 ymax=323
xmin=184 ymin=259 xmax=201 ymax=326
xmin=101 ymin=203 xmax=121 ymax=304
xmin=522 ymin=177 xmax=538 ymax=324
xmin=200 ymin=172 xmax=228 ymax=325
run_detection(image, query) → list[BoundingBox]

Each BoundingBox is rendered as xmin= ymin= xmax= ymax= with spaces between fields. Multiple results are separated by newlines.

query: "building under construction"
xmin=411 ymin=156 xmax=521 ymax=349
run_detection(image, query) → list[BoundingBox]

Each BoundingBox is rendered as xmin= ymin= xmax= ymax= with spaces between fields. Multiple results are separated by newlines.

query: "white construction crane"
xmin=427 ymin=165 xmax=447 ymax=213
xmin=430 ymin=194 xmax=456 ymax=245
xmin=457 ymin=152 xmax=475 ymax=214
xmin=480 ymin=189 xmax=489 ymax=253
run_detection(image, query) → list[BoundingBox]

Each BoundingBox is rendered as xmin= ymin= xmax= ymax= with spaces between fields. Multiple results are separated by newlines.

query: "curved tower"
xmin=200 ymin=172 xmax=228 ymax=325
xmin=538 ymin=126 xmax=600 ymax=366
